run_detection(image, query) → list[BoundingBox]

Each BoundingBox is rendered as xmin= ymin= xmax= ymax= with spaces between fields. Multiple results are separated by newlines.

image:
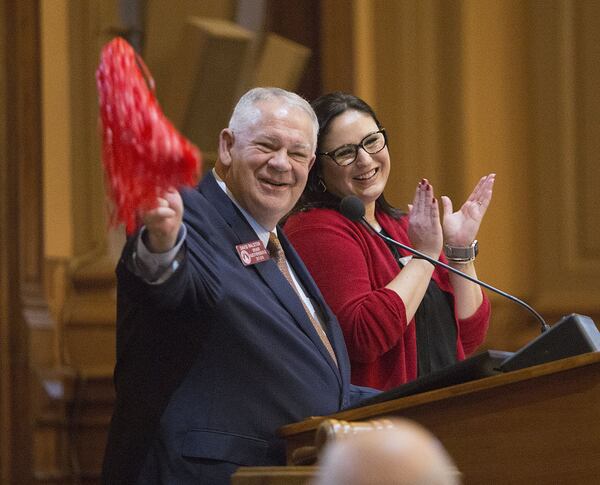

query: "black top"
xmin=380 ymin=229 xmax=457 ymax=377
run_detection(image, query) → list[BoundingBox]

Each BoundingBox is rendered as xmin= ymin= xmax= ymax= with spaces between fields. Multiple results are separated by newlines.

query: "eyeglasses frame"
xmin=317 ymin=128 xmax=387 ymax=167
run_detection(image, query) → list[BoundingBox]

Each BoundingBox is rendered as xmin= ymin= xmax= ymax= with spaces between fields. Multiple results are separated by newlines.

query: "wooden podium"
xmin=233 ymin=352 xmax=600 ymax=484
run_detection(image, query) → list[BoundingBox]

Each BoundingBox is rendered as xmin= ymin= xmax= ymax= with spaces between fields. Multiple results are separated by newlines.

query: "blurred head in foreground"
xmin=313 ymin=418 xmax=461 ymax=485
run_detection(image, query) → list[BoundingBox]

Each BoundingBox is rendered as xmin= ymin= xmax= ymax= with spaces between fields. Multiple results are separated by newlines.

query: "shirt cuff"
xmin=133 ymin=225 xmax=187 ymax=284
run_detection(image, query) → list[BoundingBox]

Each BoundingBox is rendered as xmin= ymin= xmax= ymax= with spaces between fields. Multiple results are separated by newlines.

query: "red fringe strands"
xmin=96 ymin=37 xmax=201 ymax=234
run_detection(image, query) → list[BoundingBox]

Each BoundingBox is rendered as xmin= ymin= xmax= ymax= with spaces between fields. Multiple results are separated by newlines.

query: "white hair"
xmin=228 ymin=87 xmax=318 ymax=148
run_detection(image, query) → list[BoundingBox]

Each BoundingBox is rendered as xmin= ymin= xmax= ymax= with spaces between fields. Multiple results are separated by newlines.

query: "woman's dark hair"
xmin=290 ymin=92 xmax=403 ymax=219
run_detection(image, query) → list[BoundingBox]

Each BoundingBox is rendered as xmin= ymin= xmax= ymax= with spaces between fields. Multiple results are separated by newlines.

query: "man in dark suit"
xmin=102 ymin=87 xmax=377 ymax=484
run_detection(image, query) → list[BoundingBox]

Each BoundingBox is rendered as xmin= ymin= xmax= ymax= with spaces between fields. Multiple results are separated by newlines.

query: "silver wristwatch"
xmin=444 ymin=240 xmax=478 ymax=263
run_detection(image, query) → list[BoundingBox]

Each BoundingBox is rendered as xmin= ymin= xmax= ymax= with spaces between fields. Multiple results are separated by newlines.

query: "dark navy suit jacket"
xmin=102 ymin=172 xmax=377 ymax=484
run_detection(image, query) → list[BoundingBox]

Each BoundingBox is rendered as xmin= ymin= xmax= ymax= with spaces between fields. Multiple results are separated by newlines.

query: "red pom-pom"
xmin=96 ymin=37 xmax=201 ymax=234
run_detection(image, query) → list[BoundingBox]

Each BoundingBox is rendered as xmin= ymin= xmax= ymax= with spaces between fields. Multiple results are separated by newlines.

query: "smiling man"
xmin=102 ymin=88 xmax=377 ymax=485
xmin=216 ymin=93 xmax=317 ymax=230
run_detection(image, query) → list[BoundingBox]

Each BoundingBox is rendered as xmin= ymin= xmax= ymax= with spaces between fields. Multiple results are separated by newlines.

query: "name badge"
xmin=235 ymin=240 xmax=270 ymax=266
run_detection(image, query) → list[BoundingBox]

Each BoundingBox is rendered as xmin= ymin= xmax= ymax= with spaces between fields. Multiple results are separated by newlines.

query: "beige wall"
xmin=41 ymin=0 xmax=73 ymax=258
xmin=40 ymin=0 xmax=116 ymax=261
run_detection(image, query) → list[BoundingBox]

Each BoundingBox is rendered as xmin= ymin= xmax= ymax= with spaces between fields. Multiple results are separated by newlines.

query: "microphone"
xmin=339 ymin=195 xmax=550 ymax=333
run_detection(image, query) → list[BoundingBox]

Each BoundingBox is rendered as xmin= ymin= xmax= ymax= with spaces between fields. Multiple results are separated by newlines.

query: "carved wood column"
xmin=1 ymin=0 xmax=42 ymax=483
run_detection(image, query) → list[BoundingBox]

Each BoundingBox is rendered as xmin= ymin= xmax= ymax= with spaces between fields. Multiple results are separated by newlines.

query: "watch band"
xmin=444 ymin=240 xmax=478 ymax=263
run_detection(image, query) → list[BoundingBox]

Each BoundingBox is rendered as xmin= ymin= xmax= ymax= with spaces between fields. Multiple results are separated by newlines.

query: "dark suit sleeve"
xmin=347 ymin=384 xmax=380 ymax=408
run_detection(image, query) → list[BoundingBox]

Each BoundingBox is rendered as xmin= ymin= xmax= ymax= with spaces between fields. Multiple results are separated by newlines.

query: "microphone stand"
xmin=358 ymin=216 xmax=551 ymax=333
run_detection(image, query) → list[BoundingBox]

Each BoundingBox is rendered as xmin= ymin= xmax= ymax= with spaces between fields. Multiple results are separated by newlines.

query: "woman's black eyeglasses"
xmin=318 ymin=129 xmax=387 ymax=166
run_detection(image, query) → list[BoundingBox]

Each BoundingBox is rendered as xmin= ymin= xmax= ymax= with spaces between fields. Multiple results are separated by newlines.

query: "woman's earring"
xmin=317 ymin=177 xmax=327 ymax=193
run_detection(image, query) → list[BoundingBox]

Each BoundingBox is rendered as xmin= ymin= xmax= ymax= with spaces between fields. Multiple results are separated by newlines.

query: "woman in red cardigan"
xmin=284 ymin=92 xmax=494 ymax=390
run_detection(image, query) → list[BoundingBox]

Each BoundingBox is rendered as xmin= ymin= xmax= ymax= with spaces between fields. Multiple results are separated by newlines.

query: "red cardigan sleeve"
xmin=457 ymin=290 xmax=490 ymax=356
xmin=285 ymin=210 xmax=410 ymax=363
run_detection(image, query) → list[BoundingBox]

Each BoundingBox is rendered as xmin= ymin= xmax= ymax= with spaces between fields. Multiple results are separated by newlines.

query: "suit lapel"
xmin=198 ymin=174 xmax=341 ymax=381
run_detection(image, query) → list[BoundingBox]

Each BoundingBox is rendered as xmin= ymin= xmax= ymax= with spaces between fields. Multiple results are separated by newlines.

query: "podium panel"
xmin=279 ymin=353 xmax=600 ymax=484
xmin=232 ymin=466 xmax=316 ymax=485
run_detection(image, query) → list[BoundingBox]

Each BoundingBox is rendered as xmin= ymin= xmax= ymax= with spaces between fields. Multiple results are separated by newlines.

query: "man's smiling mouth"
xmin=260 ymin=178 xmax=289 ymax=188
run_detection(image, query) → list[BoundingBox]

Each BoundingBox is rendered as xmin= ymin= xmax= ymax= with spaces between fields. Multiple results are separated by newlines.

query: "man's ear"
xmin=218 ymin=128 xmax=235 ymax=167
xmin=307 ymin=154 xmax=316 ymax=172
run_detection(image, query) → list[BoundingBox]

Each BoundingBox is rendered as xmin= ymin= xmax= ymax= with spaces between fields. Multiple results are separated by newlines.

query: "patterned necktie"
xmin=268 ymin=233 xmax=338 ymax=367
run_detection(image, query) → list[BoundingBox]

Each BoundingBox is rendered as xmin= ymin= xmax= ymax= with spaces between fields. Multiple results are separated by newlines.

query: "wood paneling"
xmin=281 ymin=353 xmax=600 ymax=484
xmin=144 ymin=0 xmax=235 ymax=106
xmin=232 ymin=466 xmax=316 ymax=485
xmin=1 ymin=0 xmax=42 ymax=483
xmin=0 ymin=1 xmax=15 ymax=478
xmin=530 ymin=0 xmax=600 ymax=316
xmin=264 ymin=0 xmax=322 ymax=101
xmin=68 ymin=1 xmax=111 ymax=257
xmin=320 ymin=0 xmax=354 ymax=94
xmin=254 ymin=33 xmax=312 ymax=92
xmin=163 ymin=17 xmax=254 ymax=155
